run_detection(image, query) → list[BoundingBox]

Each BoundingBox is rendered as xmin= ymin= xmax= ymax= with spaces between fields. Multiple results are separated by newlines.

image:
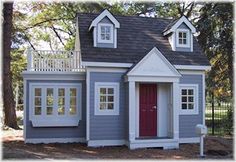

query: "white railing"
xmin=26 ymin=49 xmax=85 ymax=72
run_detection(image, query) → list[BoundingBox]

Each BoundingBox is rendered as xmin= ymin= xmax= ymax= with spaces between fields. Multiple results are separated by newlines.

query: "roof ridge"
xmin=76 ymin=12 xmax=174 ymax=21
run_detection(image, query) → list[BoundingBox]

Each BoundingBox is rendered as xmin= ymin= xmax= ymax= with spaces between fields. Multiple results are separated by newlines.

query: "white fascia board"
xmin=82 ymin=61 xmax=132 ymax=68
xmin=89 ymin=9 xmax=120 ymax=31
xmin=174 ymin=65 xmax=211 ymax=71
xmin=127 ymin=47 xmax=181 ymax=77
xmin=163 ymin=16 xmax=196 ymax=36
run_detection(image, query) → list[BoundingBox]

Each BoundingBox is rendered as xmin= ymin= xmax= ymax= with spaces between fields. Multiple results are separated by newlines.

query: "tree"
xmin=3 ymin=2 xmax=19 ymax=129
xmin=196 ymin=3 xmax=233 ymax=100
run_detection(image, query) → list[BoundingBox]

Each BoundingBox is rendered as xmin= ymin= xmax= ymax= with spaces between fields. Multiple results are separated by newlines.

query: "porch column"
xmin=129 ymin=81 xmax=136 ymax=142
xmin=172 ymin=82 xmax=180 ymax=140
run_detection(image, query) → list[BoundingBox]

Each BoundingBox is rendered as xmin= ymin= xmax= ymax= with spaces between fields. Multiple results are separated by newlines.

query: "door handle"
xmin=153 ymin=106 xmax=157 ymax=109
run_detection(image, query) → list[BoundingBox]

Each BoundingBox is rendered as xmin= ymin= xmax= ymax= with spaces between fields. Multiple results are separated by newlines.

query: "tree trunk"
xmin=3 ymin=2 xmax=19 ymax=129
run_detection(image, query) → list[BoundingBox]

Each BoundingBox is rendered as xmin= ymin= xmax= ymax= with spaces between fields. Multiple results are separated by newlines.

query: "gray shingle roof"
xmin=77 ymin=13 xmax=210 ymax=66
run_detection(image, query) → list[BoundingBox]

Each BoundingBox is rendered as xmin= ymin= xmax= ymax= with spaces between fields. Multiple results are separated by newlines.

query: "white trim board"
xmin=82 ymin=61 xmax=132 ymax=68
xmin=163 ymin=16 xmax=196 ymax=36
xmin=89 ymin=9 xmax=120 ymax=30
xmin=174 ymin=65 xmax=211 ymax=71
xmin=25 ymin=138 xmax=86 ymax=144
xmin=179 ymin=137 xmax=200 ymax=143
xmin=86 ymin=69 xmax=90 ymax=141
xmin=87 ymin=140 xmax=126 ymax=147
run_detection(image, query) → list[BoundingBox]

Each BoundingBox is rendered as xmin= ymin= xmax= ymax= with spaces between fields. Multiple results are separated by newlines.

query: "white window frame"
xmin=94 ymin=82 xmax=119 ymax=115
xmin=29 ymin=83 xmax=82 ymax=127
xmin=179 ymin=84 xmax=199 ymax=115
xmin=176 ymin=29 xmax=190 ymax=48
xmin=97 ymin=23 xmax=114 ymax=43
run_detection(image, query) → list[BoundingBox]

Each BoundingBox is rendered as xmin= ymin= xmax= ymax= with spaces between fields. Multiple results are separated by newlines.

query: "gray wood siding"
xmin=179 ymin=74 xmax=203 ymax=138
xmin=26 ymin=79 xmax=86 ymax=139
xmin=89 ymin=72 xmax=126 ymax=140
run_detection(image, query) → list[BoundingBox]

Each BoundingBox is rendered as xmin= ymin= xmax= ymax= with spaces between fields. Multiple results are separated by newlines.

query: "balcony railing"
xmin=26 ymin=49 xmax=85 ymax=72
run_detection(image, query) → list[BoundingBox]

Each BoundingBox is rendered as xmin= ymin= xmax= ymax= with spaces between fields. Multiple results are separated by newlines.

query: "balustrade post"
xmin=26 ymin=48 xmax=34 ymax=71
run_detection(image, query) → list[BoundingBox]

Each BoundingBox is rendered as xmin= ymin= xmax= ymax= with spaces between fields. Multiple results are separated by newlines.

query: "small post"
xmin=200 ymin=135 xmax=204 ymax=157
xmin=26 ymin=48 xmax=34 ymax=71
xmin=195 ymin=124 xmax=207 ymax=158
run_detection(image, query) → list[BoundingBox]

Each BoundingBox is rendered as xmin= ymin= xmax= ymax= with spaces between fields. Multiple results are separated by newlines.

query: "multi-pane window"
xmin=181 ymin=89 xmax=194 ymax=110
xmin=178 ymin=32 xmax=187 ymax=45
xmin=30 ymin=83 xmax=82 ymax=127
xmin=101 ymin=26 xmax=111 ymax=41
xmin=95 ymin=82 xmax=119 ymax=115
xmin=98 ymin=23 xmax=113 ymax=43
xmin=180 ymin=84 xmax=199 ymax=115
xmin=99 ymin=87 xmax=114 ymax=110
xmin=34 ymin=88 xmax=42 ymax=115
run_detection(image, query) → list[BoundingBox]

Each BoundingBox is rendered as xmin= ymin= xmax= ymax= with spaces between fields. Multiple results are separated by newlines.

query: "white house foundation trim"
xmin=179 ymin=137 xmax=200 ymax=143
xmin=128 ymin=139 xmax=179 ymax=150
xmin=87 ymin=140 xmax=126 ymax=147
xmin=25 ymin=138 xmax=86 ymax=144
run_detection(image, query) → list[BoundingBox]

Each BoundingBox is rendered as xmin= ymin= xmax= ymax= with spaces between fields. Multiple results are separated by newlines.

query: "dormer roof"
xmin=163 ymin=16 xmax=196 ymax=36
xmin=89 ymin=9 xmax=120 ymax=31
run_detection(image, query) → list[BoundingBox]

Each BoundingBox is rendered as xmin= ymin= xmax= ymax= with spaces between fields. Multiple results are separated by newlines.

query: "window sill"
xmin=179 ymin=110 xmax=198 ymax=115
xmin=31 ymin=119 xmax=80 ymax=127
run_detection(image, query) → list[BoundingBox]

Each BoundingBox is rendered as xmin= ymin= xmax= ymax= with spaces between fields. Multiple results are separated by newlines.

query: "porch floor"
xmin=136 ymin=136 xmax=172 ymax=140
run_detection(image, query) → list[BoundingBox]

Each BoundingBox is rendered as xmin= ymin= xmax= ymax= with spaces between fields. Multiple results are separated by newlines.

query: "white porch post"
xmin=172 ymin=82 xmax=180 ymax=141
xmin=129 ymin=81 xmax=136 ymax=142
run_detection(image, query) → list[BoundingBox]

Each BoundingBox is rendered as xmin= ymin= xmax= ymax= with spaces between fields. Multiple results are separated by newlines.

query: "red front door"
xmin=139 ymin=84 xmax=157 ymax=137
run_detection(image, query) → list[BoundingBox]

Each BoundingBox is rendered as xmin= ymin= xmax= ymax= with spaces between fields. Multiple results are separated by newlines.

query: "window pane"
xmin=47 ymin=97 xmax=53 ymax=106
xmin=70 ymin=88 xmax=76 ymax=96
xmin=182 ymin=89 xmax=187 ymax=95
xmin=58 ymin=106 xmax=65 ymax=115
xmin=182 ymin=104 xmax=187 ymax=109
xmin=188 ymin=89 xmax=193 ymax=95
xmin=101 ymin=26 xmax=105 ymax=33
xmin=189 ymin=96 xmax=194 ymax=102
xmin=101 ymin=34 xmax=106 ymax=40
xmin=35 ymin=88 xmax=41 ymax=96
xmin=182 ymin=97 xmax=187 ymax=102
xmin=106 ymin=26 xmax=111 ymax=33
xmin=108 ymin=103 xmax=114 ymax=110
xmin=100 ymin=88 xmax=106 ymax=95
xmin=34 ymin=97 xmax=41 ymax=106
xmin=183 ymin=39 xmax=187 ymax=44
xmin=70 ymin=97 xmax=76 ymax=105
xmin=188 ymin=103 xmax=194 ymax=109
xmin=108 ymin=88 xmax=114 ymax=94
xmin=100 ymin=103 xmax=106 ymax=110
xmin=105 ymin=34 xmax=110 ymax=40
xmin=47 ymin=88 xmax=53 ymax=97
xmin=47 ymin=107 xmax=53 ymax=115
xmin=58 ymin=97 xmax=65 ymax=105
xmin=183 ymin=32 xmax=187 ymax=38
xmin=35 ymin=107 xmax=41 ymax=115
xmin=179 ymin=32 xmax=182 ymax=37
xmin=58 ymin=88 xmax=65 ymax=96
xmin=100 ymin=96 xmax=106 ymax=102
xmin=179 ymin=39 xmax=182 ymax=44
xmin=108 ymin=96 xmax=114 ymax=102
xmin=70 ymin=106 xmax=76 ymax=115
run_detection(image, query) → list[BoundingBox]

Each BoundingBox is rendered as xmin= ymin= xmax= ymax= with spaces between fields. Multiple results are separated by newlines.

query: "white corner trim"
xmin=23 ymin=79 xmax=27 ymax=140
xmin=202 ymin=73 xmax=206 ymax=125
xmin=86 ymin=69 xmax=90 ymax=141
xmin=25 ymin=138 xmax=86 ymax=144
xmin=93 ymin=26 xmax=97 ymax=47
xmin=114 ymin=28 xmax=117 ymax=48
xmin=87 ymin=140 xmax=126 ymax=147
xmin=176 ymin=29 xmax=191 ymax=48
xmin=97 ymin=23 xmax=114 ymax=43
xmin=89 ymin=9 xmax=120 ymax=30
xmin=82 ymin=61 xmax=133 ymax=68
xmin=174 ymin=65 xmax=211 ymax=71
xmin=94 ymin=82 xmax=120 ymax=115
xmin=179 ymin=137 xmax=200 ymax=143
xmin=179 ymin=84 xmax=199 ymax=115
xmin=127 ymin=47 xmax=181 ymax=77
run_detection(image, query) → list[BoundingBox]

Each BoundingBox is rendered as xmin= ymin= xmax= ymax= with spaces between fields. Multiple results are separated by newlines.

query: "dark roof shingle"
xmin=77 ymin=13 xmax=210 ymax=66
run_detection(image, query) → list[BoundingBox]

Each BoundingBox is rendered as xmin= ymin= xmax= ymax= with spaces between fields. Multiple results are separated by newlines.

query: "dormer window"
xmin=98 ymin=23 xmax=114 ymax=43
xmin=176 ymin=29 xmax=190 ymax=48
